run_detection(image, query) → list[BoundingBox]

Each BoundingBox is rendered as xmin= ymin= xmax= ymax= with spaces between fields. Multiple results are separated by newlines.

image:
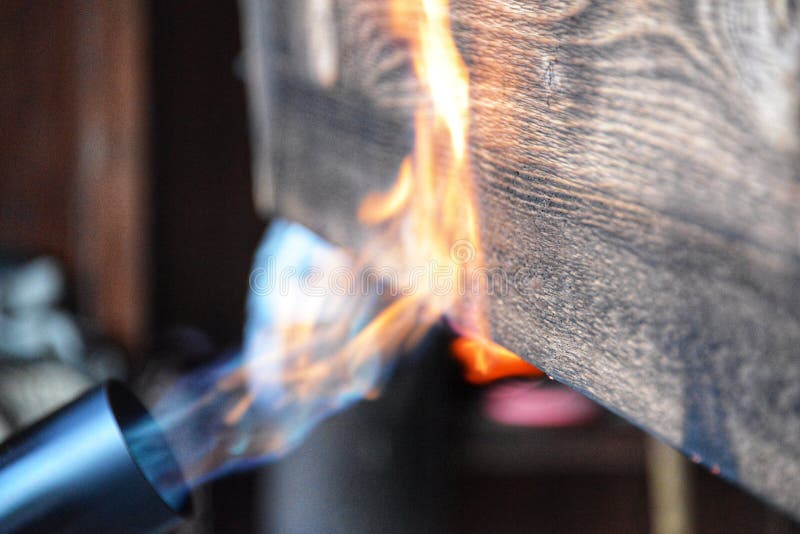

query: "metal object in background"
xmin=0 ymin=359 xmax=92 ymax=441
xmin=0 ymin=256 xmax=84 ymax=365
xmin=0 ymin=381 xmax=192 ymax=533
xmin=260 ymin=325 xmax=460 ymax=534
xmin=0 ymin=254 xmax=130 ymax=441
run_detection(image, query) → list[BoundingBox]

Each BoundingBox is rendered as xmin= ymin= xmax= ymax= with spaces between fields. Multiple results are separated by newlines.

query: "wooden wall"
xmin=0 ymin=1 xmax=261 ymax=352
xmin=0 ymin=1 xmax=149 ymax=353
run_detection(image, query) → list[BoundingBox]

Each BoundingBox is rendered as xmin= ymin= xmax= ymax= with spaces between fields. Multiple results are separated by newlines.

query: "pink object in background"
xmin=483 ymin=380 xmax=600 ymax=428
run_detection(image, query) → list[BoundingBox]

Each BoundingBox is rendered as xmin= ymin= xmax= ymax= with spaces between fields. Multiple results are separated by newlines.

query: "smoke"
xmin=130 ymin=220 xmax=402 ymax=498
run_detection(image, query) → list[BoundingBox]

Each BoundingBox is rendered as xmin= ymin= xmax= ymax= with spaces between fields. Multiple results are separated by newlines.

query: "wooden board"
xmin=239 ymin=0 xmax=800 ymax=519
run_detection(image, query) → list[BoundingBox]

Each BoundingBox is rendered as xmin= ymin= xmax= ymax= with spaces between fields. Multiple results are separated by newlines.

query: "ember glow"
xmin=139 ymin=0 xmax=538 ymax=492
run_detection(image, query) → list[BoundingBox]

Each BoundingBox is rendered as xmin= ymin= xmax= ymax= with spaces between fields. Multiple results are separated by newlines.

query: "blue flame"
xmin=141 ymin=219 xmax=394 ymax=490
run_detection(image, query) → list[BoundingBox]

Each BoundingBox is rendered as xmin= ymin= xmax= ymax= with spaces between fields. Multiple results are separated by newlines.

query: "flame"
xmin=358 ymin=0 xmax=541 ymax=382
xmin=263 ymin=0 xmax=543 ymax=389
xmin=146 ymin=0 xmax=540 ymax=490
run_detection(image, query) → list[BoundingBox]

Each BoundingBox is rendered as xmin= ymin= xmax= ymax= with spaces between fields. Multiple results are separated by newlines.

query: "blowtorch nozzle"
xmin=0 ymin=380 xmax=192 ymax=533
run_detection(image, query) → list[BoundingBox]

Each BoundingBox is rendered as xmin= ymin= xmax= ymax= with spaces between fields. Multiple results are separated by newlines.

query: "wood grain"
xmin=240 ymin=0 xmax=800 ymax=518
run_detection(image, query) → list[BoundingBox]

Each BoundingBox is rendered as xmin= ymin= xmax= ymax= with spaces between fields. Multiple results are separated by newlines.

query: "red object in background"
xmin=483 ymin=380 xmax=600 ymax=428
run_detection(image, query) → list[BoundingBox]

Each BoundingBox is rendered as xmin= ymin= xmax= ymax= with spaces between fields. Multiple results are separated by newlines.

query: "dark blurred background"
xmin=0 ymin=2 xmax=797 ymax=533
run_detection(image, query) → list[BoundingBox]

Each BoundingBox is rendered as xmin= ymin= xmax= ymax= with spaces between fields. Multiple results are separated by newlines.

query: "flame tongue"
xmin=357 ymin=0 xmax=540 ymax=382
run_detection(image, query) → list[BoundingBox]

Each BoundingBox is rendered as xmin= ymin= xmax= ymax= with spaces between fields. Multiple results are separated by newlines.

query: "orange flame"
xmin=355 ymin=0 xmax=541 ymax=382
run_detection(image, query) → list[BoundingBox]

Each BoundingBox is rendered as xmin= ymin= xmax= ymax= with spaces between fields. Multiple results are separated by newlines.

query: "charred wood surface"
xmin=240 ymin=0 xmax=800 ymax=518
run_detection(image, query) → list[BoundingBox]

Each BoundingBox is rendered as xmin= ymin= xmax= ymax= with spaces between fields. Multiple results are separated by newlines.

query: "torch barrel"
xmin=0 ymin=381 xmax=191 ymax=533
